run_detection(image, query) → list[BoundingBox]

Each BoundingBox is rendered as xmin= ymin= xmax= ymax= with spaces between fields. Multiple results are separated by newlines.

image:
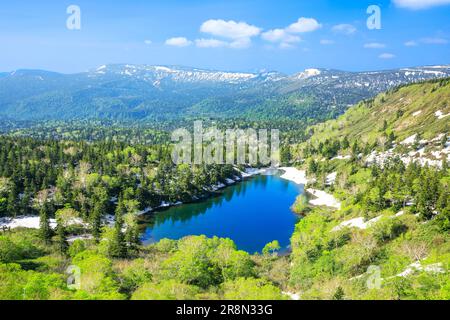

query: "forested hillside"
xmin=1 ymin=65 xmax=449 ymax=122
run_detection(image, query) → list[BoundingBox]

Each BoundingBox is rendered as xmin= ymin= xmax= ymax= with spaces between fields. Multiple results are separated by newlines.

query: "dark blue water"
xmin=140 ymin=172 xmax=303 ymax=253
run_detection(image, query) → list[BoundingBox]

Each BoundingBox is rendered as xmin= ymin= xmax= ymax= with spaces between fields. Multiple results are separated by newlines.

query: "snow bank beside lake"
xmin=306 ymin=189 xmax=341 ymax=209
xmin=279 ymin=167 xmax=308 ymax=185
xmin=241 ymin=168 xmax=267 ymax=178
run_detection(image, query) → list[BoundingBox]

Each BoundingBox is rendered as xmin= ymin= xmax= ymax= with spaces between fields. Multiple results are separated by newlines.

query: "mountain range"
xmin=1 ymin=64 xmax=450 ymax=121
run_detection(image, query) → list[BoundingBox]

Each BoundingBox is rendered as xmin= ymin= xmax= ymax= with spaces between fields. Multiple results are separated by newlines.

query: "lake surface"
xmin=140 ymin=171 xmax=303 ymax=253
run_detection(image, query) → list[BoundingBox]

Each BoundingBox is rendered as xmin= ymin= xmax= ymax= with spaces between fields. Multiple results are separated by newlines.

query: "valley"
xmin=0 ymin=70 xmax=449 ymax=301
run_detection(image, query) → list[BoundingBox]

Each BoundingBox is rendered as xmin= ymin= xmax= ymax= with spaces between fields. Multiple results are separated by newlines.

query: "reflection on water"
xmin=140 ymin=172 xmax=303 ymax=253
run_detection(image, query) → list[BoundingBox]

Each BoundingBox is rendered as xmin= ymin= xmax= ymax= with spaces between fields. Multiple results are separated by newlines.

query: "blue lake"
xmin=140 ymin=172 xmax=303 ymax=253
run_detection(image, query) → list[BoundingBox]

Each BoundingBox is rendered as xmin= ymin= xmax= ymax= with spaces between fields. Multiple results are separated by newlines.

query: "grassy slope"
xmin=307 ymin=78 xmax=450 ymax=145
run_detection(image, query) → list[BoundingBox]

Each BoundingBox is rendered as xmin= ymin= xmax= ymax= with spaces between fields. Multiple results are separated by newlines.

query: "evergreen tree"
xmin=55 ymin=219 xmax=68 ymax=255
xmin=39 ymin=203 xmax=53 ymax=244
xmin=333 ymin=287 xmax=345 ymax=300
xmin=91 ymin=203 xmax=103 ymax=241
xmin=109 ymin=196 xmax=127 ymax=258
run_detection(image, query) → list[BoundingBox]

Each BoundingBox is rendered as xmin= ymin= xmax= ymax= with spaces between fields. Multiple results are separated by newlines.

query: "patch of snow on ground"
xmin=282 ymin=292 xmax=300 ymax=300
xmin=332 ymin=215 xmax=383 ymax=232
xmin=240 ymin=168 xmax=267 ymax=178
xmin=332 ymin=155 xmax=351 ymax=160
xmin=67 ymin=235 xmax=93 ymax=243
xmin=279 ymin=167 xmax=308 ymax=185
xmin=435 ymin=110 xmax=450 ymax=120
xmin=332 ymin=216 xmax=381 ymax=231
xmin=395 ymin=262 xmax=445 ymax=278
xmin=395 ymin=211 xmax=405 ymax=217
xmin=225 ymin=178 xmax=236 ymax=184
xmin=307 ymin=189 xmax=341 ymax=209
xmin=401 ymin=134 xmax=417 ymax=145
xmin=0 ymin=216 xmax=57 ymax=230
xmin=326 ymin=172 xmax=337 ymax=185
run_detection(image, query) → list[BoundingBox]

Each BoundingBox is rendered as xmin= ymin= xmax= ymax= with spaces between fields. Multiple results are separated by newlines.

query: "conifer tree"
xmin=39 ymin=203 xmax=53 ymax=244
xmin=55 ymin=219 xmax=68 ymax=255
xmin=109 ymin=195 xmax=127 ymax=258
xmin=91 ymin=204 xmax=102 ymax=241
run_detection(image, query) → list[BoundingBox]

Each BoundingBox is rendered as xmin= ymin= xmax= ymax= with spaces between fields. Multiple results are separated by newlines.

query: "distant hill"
xmin=1 ymin=64 xmax=450 ymax=121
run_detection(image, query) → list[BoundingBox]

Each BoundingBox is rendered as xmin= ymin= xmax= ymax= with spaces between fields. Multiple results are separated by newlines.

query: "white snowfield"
xmin=401 ymin=134 xmax=418 ymax=145
xmin=351 ymin=260 xmax=445 ymax=282
xmin=331 ymin=155 xmax=351 ymax=160
xmin=306 ymin=189 xmax=341 ymax=210
xmin=367 ymin=133 xmax=450 ymax=168
xmin=325 ymin=172 xmax=337 ymax=185
xmin=240 ymin=168 xmax=268 ymax=178
xmin=282 ymin=291 xmax=300 ymax=300
xmin=332 ymin=216 xmax=383 ymax=232
xmin=0 ymin=216 xmax=57 ymax=230
xmin=394 ymin=262 xmax=445 ymax=278
xmin=279 ymin=167 xmax=308 ymax=185
xmin=278 ymin=167 xmax=341 ymax=209
xmin=435 ymin=110 xmax=449 ymax=120
xmin=332 ymin=210 xmax=409 ymax=232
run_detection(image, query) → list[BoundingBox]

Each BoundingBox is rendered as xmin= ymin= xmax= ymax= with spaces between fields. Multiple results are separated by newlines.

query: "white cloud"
xmin=260 ymin=17 xmax=320 ymax=48
xmin=195 ymin=38 xmax=228 ymax=48
xmin=421 ymin=37 xmax=448 ymax=44
xmin=165 ymin=37 xmax=192 ymax=47
xmin=279 ymin=42 xmax=295 ymax=49
xmin=229 ymin=38 xmax=252 ymax=49
xmin=404 ymin=40 xmax=418 ymax=46
xmin=287 ymin=18 xmax=322 ymax=33
xmin=379 ymin=53 xmax=396 ymax=59
xmin=364 ymin=42 xmax=386 ymax=49
xmin=320 ymin=39 xmax=335 ymax=45
xmin=261 ymin=29 xmax=301 ymax=45
xmin=144 ymin=40 xmax=152 ymax=45
xmin=393 ymin=0 xmax=450 ymax=10
xmin=200 ymin=19 xmax=261 ymax=39
xmin=332 ymin=24 xmax=357 ymax=35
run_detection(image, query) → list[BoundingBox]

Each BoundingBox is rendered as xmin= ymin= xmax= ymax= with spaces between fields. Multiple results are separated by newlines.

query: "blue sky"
xmin=1 ymin=0 xmax=449 ymax=73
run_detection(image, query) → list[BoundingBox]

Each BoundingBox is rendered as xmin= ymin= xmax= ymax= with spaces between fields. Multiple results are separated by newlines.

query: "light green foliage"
xmin=370 ymin=217 xmax=408 ymax=243
xmin=222 ymin=278 xmax=285 ymax=300
xmin=291 ymin=194 xmax=309 ymax=215
xmin=116 ymin=258 xmax=153 ymax=294
xmin=0 ymin=232 xmax=42 ymax=263
xmin=0 ymin=263 xmax=71 ymax=300
xmin=262 ymin=240 xmax=281 ymax=256
xmin=71 ymin=250 xmax=126 ymax=300
xmin=162 ymin=236 xmax=254 ymax=288
xmin=154 ymin=238 xmax=178 ymax=253
xmin=68 ymin=239 xmax=87 ymax=258
xmin=131 ymin=280 xmax=200 ymax=300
